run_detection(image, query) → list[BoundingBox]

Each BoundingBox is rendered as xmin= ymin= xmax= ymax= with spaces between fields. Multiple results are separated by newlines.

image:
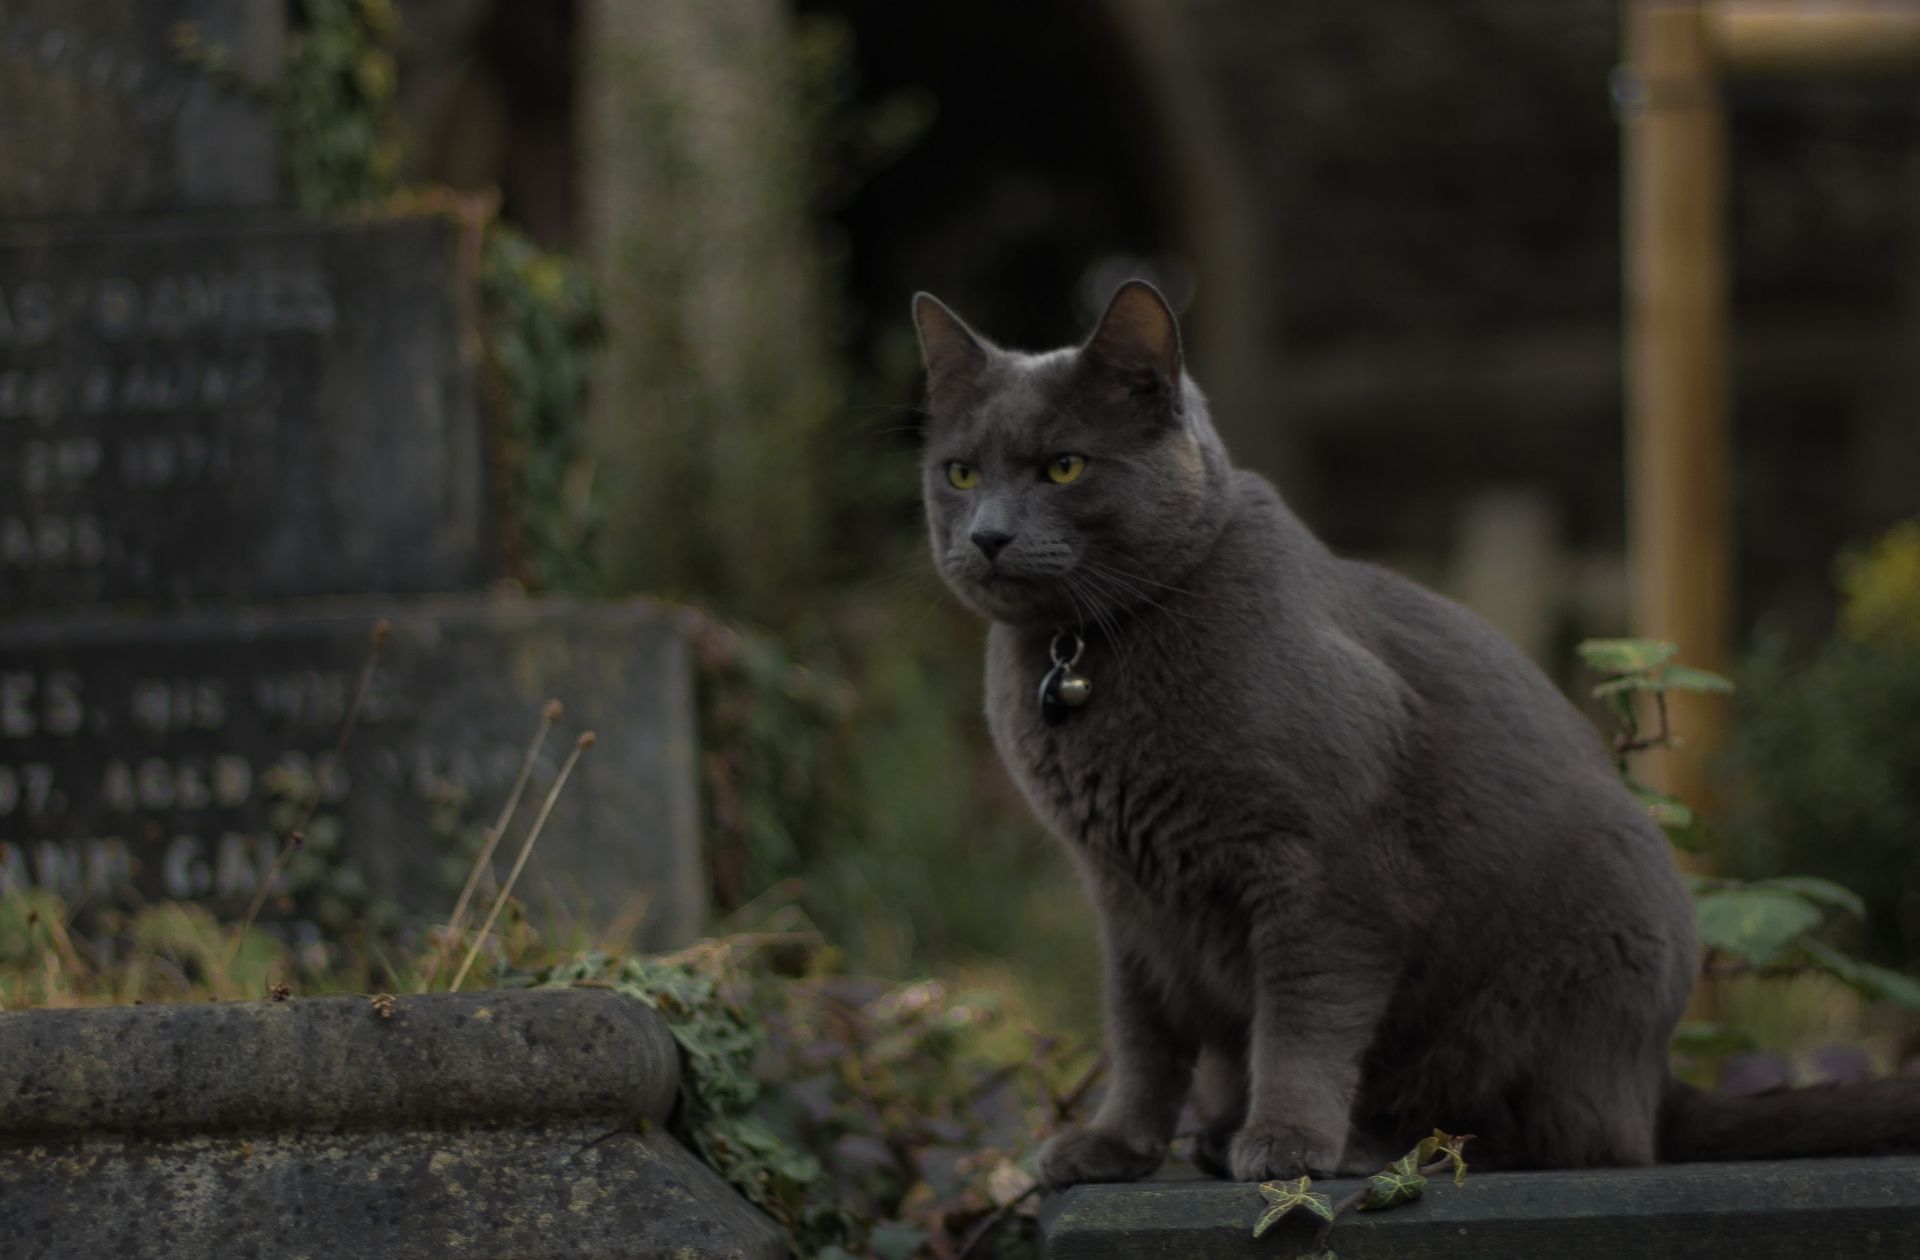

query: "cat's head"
xmin=913 ymin=281 xmax=1231 ymax=627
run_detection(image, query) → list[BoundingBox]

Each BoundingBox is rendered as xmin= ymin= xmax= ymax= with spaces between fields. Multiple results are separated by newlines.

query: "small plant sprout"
xmin=1252 ymin=1177 xmax=1335 ymax=1237
xmin=1252 ymin=1130 xmax=1471 ymax=1253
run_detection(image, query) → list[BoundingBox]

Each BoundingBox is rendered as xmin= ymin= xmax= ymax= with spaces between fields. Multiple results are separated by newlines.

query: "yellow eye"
xmin=947 ymin=461 xmax=980 ymax=489
xmin=1046 ymin=454 xmax=1086 ymax=485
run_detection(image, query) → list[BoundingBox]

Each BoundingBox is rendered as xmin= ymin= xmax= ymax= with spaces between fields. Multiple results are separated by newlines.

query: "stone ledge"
xmin=0 ymin=989 xmax=787 ymax=1259
xmin=0 ymin=989 xmax=679 ymax=1137
xmin=1042 ymin=1156 xmax=1920 ymax=1259
xmin=3 ymin=1123 xmax=783 ymax=1260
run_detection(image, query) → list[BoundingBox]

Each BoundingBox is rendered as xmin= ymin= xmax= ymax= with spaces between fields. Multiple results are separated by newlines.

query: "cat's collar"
xmin=1038 ymin=628 xmax=1093 ymax=726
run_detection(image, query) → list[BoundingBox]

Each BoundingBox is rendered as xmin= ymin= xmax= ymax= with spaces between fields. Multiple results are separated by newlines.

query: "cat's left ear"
xmin=913 ymin=292 xmax=991 ymax=400
xmin=1083 ymin=280 xmax=1183 ymax=409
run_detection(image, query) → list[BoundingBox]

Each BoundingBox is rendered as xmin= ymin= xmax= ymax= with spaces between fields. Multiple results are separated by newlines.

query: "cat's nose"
xmin=970 ymin=527 xmax=1014 ymax=561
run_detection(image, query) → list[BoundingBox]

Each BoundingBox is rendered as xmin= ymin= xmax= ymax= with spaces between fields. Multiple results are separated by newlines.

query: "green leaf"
xmin=1631 ymin=786 xmax=1711 ymax=853
xmin=1753 ymin=877 xmax=1866 ymax=921
xmin=1254 ymin=1177 xmax=1335 ymax=1235
xmin=1694 ymin=888 xmax=1823 ymax=966
xmin=1660 ymin=664 xmax=1734 ymax=695
xmin=1592 ymin=664 xmax=1732 ymax=699
xmin=1801 ymin=939 xmax=1920 ymax=1010
xmin=1411 ymin=1130 xmax=1471 ymax=1186
xmin=1577 ymin=638 xmax=1678 ymax=674
xmin=1360 ymin=1169 xmax=1427 ymax=1211
xmin=1593 ymin=674 xmax=1665 ymax=697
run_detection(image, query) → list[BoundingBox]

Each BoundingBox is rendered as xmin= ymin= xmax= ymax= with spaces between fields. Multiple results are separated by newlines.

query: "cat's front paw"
xmin=1191 ymin=1121 xmax=1236 ymax=1179
xmin=1228 ymin=1125 xmax=1344 ymax=1182
xmin=1038 ymin=1126 xmax=1165 ymax=1188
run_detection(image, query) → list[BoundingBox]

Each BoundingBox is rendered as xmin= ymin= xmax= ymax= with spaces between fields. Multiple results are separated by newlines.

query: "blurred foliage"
xmin=684 ymin=613 xmax=851 ymax=915
xmin=580 ymin=10 xmax=1091 ymax=1024
xmin=682 ymin=600 xmax=1100 ymax=1038
xmin=278 ymin=0 xmax=403 ymax=214
xmin=481 ymin=227 xmax=605 ymax=593
xmin=532 ymin=935 xmax=1087 ymax=1260
xmin=1724 ymin=519 xmax=1920 ymax=969
xmin=591 ymin=15 xmax=931 ymax=620
xmin=1579 ymin=635 xmax=1920 ymax=1083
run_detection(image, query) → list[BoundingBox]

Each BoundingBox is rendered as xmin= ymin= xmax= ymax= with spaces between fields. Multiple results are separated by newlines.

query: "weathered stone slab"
xmin=0 ymin=988 xmax=680 ymax=1136
xmin=0 ymin=990 xmax=786 ymax=1260
xmin=0 ymin=213 xmax=492 ymax=608
xmin=0 ymin=598 xmax=704 ymax=948
xmin=0 ymin=0 xmax=283 ymax=217
xmin=1042 ymin=1157 xmax=1920 ymax=1259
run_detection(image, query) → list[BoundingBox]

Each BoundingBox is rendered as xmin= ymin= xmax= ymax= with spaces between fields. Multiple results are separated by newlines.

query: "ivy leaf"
xmin=1801 ymin=939 xmax=1920 ymax=1010
xmin=1578 ymin=638 xmax=1678 ymax=674
xmin=1412 ymin=1129 xmax=1471 ymax=1185
xmin=1753 ymin=877 xmax=1866 ymax=921
xmin=1694 ymin=888 xmax=1822 ymax=967
xmin=1254 ymin=1177 xmax=1335 ymax=1235
xmin=1360 ymin=1169 xmax=1427 ymax=1210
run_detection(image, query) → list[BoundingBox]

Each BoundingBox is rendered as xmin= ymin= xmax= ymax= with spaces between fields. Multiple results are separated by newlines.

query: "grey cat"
xmin=913 ymin=279 xmax=1920 ymax=1186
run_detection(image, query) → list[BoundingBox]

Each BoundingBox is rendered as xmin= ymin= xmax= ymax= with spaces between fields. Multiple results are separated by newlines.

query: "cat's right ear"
xmin=913 ymin=292 xmax=990 ymax=401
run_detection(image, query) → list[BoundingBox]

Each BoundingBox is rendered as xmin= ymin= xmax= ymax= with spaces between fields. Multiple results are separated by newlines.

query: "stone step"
xmin=1042 ymin=1156 xmax=1920 ymax=1259
xmin=0 ymin=988 xmax=784 ymax=1259
xmin=0 ymin=211 xmax=495 ymax=609
xmin=0 ymin=597 xmax=704 ymax=948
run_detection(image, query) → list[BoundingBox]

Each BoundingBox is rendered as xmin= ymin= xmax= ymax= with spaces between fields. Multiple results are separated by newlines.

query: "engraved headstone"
xmin=0 ymin=214 xmax=494 ymax=609
xmin=0 ymin=4 xmax=706 ymax=951
xmin=0 ymin=600 xmax=705 ymax=950
xmin=0 ymin=0 xmax=283 ymax=217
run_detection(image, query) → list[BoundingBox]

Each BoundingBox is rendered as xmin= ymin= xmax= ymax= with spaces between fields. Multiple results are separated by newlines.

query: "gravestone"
xmin=0 ymin=0 xmax=282 ymax=217
xmin=0 ymin=601 xmax=704 ymax=950
xmin=0 ymin=215 xmax=493 ymax=607
xmin=0 ymin=990 xmax=786 ymax=1259
xmin=0 ymin=3 xmax=708 ymax=949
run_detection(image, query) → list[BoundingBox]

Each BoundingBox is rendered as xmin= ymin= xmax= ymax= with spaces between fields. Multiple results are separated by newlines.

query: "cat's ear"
xmin=1083 ymin=280 xmax=1183 ymax=406
xmin=913 ymin=292 xmax=991 ymax=398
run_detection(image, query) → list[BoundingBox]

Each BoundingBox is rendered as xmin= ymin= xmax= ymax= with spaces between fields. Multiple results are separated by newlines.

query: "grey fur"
xmin=913 ymin=280 xmax=1919 ymax=1186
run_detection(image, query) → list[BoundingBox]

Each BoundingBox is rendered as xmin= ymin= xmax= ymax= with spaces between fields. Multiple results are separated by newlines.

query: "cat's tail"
xmin=1658 ymin=1076 xmax=1920 ymax=1161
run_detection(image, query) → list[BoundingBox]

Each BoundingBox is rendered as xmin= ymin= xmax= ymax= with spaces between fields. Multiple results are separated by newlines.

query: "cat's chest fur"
xmin=982 ymin=605 xmax=1341 ymax=896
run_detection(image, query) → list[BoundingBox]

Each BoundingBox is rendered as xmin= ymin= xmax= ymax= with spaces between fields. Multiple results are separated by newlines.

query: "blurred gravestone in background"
xmin=0 ymin=0 xmax=281 ymax=217
xmin=0 ymin=216 xmax=488 ymax=604
xmin=0 ymin=2 xmax=703 ymax=951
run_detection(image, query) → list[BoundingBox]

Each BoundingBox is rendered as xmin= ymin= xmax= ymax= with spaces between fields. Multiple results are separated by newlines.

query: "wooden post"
xmin=1623 ymin=2 xmax=1732 ymax=819
xmin=1712 ymin=1 xmax=1920 ymax=77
